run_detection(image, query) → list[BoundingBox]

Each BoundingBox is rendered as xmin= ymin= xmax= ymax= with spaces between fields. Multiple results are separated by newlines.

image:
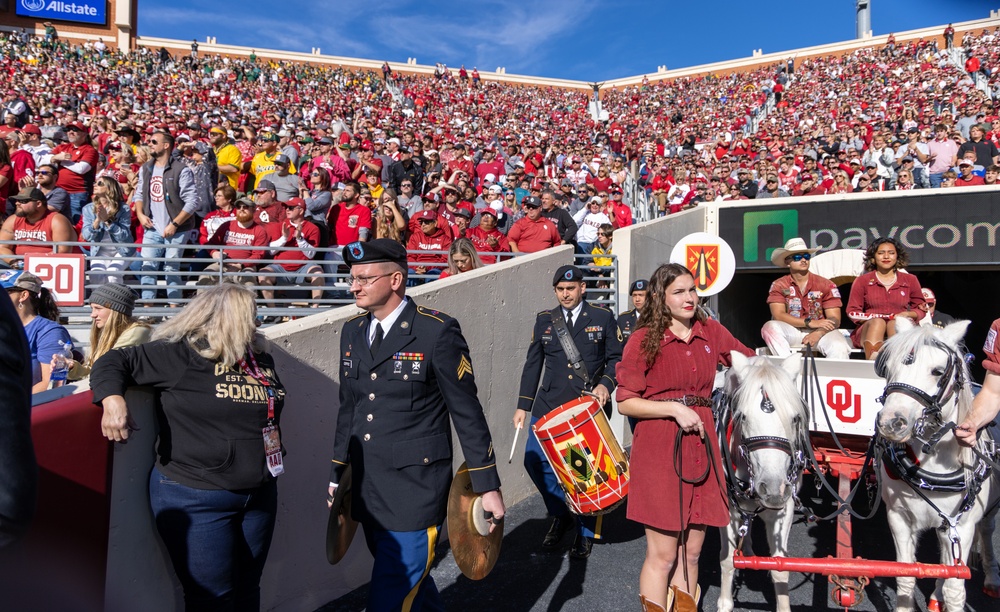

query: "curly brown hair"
xmin=635 ymin=263 xmax=707 ymax=366
xmin=863 ymin=237 xmax=909 ymax=272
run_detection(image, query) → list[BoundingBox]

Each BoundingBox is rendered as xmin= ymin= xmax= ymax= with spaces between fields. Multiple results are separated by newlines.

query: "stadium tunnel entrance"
xmin=719 ymin=267 xmax=1000 ymax=383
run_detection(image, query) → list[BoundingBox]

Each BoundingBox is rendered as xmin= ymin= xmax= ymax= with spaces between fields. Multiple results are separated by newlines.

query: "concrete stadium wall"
xmin=97 ymin=246 xmax=574 ymax=611
xmin=613 ymin=208 xmax=708 ymax=316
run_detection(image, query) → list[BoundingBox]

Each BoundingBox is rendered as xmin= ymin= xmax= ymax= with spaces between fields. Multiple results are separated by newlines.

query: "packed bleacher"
xmin=0 ymin=23 xmax=997 ymax=315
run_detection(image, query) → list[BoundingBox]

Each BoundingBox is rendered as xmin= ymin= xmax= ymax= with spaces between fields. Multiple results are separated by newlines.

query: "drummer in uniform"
xmin=618 ymin=279 xmax=649 ymax=344
xmin=760 ymin=237 xmax=851 ymax=359
xmin=513 ymin=264 xmax=623 ymax=558
xmin=327 ymin=239 xmax=505 ymax=611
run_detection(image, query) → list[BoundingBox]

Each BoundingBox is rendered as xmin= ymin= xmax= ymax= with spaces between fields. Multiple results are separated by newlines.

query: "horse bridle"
xmin=722 ymin=388 xmax=808 ymax=507
xmin=877 ymin=337 xmax=965 ymax=453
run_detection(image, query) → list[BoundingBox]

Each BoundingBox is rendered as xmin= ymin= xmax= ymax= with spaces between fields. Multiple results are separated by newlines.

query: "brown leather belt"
xmin=664 ymin=395 xmax=712 ymax=407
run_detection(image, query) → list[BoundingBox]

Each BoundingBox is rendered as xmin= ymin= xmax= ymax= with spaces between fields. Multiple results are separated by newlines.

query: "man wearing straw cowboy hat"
xmin=761 ymin=237 xmax=851 ymax=360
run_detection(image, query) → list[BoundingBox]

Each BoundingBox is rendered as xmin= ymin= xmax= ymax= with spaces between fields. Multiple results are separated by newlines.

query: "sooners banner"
xmin=25 ymin=253 xmax=86 ymax=306
xmin=718 ymin=191 xmax=1000 ymax=270
xmin=669 ymin=232 xmax=736 ymax=296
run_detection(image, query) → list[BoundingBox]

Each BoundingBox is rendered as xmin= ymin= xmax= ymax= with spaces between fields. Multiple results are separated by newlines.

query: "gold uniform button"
xmin=366 ymin=414 xmax=373 ymax=422
xmin=371 ymin=372 xmax=377 ymax=380
xmin=363 ymin=433 xmax=371 ymax=441
xmin=369 ymin=393 xmax=375 ymax=401
xmin=423 ymin=457 xmax=430 ymax=464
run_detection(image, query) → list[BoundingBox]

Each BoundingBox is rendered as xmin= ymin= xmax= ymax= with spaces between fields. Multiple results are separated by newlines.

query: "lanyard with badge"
xmin=239 ymin=348 xmax=285 ymax=477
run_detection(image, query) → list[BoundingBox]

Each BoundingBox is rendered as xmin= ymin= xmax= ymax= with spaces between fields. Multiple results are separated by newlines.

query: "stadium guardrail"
xmin=1 ymin=240 xmax=618 ymax=325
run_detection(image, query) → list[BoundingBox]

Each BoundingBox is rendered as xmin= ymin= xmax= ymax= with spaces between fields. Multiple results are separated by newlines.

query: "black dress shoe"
xmin=542 ymin=516 xmax=571 ymax=548
xmin=569 ymin=533 xmax=592 ymax=559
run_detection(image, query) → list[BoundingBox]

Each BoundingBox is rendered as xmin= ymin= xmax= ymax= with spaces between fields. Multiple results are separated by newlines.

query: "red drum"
xmin=532 ymin=396 xmax=630 ymax=515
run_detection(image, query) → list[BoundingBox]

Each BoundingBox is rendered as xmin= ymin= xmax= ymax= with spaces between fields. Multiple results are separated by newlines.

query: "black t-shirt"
xmin=91 ymin=339 xmax=285 ymax=490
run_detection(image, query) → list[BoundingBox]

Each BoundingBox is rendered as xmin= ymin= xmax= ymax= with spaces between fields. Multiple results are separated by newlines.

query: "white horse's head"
xmin=726 ymin=352 xmax=806 ymax=509
xmin=875 ymin=317 xmax=972 ymax=444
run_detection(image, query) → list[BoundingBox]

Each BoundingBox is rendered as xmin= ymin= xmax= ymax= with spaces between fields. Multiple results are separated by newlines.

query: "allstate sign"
xmin=17 ymin=0 xmax=107 ymax=26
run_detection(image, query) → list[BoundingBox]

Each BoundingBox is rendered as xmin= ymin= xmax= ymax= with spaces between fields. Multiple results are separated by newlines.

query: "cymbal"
xmin=447 ymin=461 xmax=503 ymax=580
xmin=326 ymin=464 xmax=359 ymax=565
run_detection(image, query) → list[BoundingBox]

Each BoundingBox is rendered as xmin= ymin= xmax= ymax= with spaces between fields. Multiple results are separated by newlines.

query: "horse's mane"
xmin=731 ymin=356 xmax=807 ymax=436
xmin=879 ymin=324 xmax=974 ymax=423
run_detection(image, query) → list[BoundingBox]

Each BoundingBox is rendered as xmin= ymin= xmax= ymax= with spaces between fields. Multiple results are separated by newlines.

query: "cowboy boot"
xmin=669 ymin=584 xmax=699 ymax=612
xmin=863 ymin=340 xmax=884 ymax=360
xmin=639 ymin=594 xmax=667 ymax=612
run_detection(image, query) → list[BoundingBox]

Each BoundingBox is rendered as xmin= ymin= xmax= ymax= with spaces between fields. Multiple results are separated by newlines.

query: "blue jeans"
xmin=148 ymin=467 xmax=277 ymax=612
xmin=68 ymin=191 xmax=89 ymax=225
xmin=524 ymin=415 xmax=598 ymax=538
xmin=929 ymin=172 xmax=945 ymax=188
xmin=140 ymin=227 xmax=190 ymax=303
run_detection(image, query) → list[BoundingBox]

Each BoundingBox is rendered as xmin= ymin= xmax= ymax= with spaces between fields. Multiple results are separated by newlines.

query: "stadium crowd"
xmin=0 ymin=23 xmax=997 ymax=306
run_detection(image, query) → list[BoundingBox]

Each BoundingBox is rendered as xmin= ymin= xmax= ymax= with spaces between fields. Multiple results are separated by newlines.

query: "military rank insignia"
xmin=457 ymin=354 xmax=473 ymax=380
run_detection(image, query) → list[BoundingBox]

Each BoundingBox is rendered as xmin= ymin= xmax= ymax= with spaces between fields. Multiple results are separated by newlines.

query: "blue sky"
xmin=138 ymin=0 xmax=996 ymax=81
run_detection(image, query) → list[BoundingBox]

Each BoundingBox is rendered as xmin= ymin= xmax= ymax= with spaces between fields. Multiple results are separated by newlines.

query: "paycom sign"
xmin=17 ymin=0 xmax=107 ymax=26
xmin=718 ymin=192 xmax=1000 ymax=269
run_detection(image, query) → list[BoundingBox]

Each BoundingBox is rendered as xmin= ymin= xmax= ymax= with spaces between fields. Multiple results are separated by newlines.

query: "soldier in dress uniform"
xmin=617 ymin=279 xmax=649 ymax=344
xmin=513 ymin=265 xmax=623 ymax=558
xmin=327 ymin=238 xmax=504 ymax=611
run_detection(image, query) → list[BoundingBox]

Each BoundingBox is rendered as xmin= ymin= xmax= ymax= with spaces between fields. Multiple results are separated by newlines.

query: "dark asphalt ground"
xmin=320 ymin=473 xmax=1000 ymax=611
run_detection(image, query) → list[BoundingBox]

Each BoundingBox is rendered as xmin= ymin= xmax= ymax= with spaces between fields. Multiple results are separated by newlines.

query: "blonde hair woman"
xmin=91 ymin=283 xmax=286 ymax=610
xmin=374 ymin=188 xmax=407 ymax=244
xmin=438 ymin=238 xmax=483 ymax=279
xmin=65 ymin=284 xmax=150 ymax=380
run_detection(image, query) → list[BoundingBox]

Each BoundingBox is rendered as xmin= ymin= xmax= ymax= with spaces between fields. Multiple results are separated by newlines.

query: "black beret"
xmin=629 ymin=279 xmax=649 ymax=294
xmin=553 ymin=265 xmax=584 ymax=286
xmin=343 ymin=239 xmax=407 ymax=268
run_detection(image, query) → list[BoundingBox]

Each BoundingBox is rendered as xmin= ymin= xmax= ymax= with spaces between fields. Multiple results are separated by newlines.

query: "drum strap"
xmin=550 ymin=311 xmax=592 ymax=390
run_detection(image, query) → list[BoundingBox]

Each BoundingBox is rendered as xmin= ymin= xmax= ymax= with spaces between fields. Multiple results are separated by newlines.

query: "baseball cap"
xmin=415 ymin=210 xmax=437 ymax=221
xmin=959 ymin=159 xmax=973 ymax=166
xmin=274 ymin=154 xmax=291 ymax=165
xmin=255 ymin=179 xmax=276 ymax=192
xmin=921 ymin=288 xmax=936 ymax=302
xmin=0 ymin=270 xmax=42 ymax=294
xmin=453 ymin=208 xmax=472 ymax=219
xmin=284 ymin=197 xmax=306 ymax=209
xmin=64 ymin=121 xmax=88 ymax=133
xmin=522 ymin=195 xmax=541 ymax=208
xmin=9 ymin=186 xmax=46 ymax=202
xmin=21 ymin=124 xmax=41 ymax=136
xmin=484 ymin=173 xmax=496 ymax=183
xmin=488 ymin=185 xmax=503 ymax=194
xmin=479 ymin=207 xmax=499 ymax=218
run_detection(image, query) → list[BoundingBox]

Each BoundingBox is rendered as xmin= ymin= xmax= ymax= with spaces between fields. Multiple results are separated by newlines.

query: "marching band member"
xmin=513 ymin=265 xmax=623 ymax=558
xmin=328 ymin=239 xmax=503 ymax=610
xmin=616 ymin=263 xmax=752 ymax=611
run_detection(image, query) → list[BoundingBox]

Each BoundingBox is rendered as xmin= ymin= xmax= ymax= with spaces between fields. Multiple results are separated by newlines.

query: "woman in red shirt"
xmin=846 ymin=238 xmax=925 ymax=359
xmin=616 ymin=263 xmax=753 ymax=610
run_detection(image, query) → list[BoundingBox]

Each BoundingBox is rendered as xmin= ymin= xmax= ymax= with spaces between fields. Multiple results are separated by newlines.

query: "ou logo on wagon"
xmin=807 ymin=361 xmax=884 ymax=437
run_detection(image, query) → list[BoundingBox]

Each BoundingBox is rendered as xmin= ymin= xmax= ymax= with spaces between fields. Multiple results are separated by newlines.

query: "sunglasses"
xmin=36 ymin=170 xmax=52 ymax=176
xmin=234 ymin=203 xmax=253 ymax=209
xmin=523 ymin=204 xmax=540 ymax=209
xmin=418 ymin=218 xmax=436 ymax=224
xmin=788 ymin=253 xmax=811 ymax=262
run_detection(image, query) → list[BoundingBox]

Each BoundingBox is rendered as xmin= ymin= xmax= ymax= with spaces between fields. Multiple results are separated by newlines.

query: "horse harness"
xmin=876 ymin=337 xmax=1000 ymax=558
xmin=714 ymin=389 xmax=810 ymax=539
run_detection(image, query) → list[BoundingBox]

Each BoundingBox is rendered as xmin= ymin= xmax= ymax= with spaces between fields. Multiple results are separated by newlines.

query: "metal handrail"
xmin=3 ymin=239 xmax=617 ymax=325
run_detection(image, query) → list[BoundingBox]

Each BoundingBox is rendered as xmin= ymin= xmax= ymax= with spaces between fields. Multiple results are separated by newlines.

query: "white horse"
xmin=875 ymin=317 xmax=1000 ymax=612
xmin=718 ymin=352 xmax=807 ymax=612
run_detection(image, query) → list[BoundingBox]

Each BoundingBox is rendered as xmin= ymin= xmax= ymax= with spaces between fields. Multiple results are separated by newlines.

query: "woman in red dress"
xmin=846 ymin=238 xmax=925 ymax=359
xmin=616 ymin=263 xmax=753 ymax=611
